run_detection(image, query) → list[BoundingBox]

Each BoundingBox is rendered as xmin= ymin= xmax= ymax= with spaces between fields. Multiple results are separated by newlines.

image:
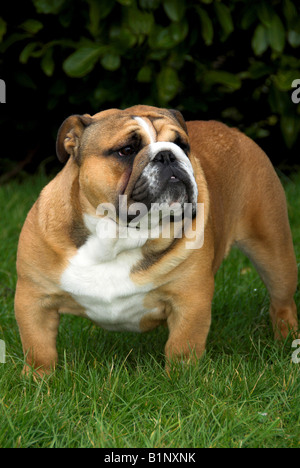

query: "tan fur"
xmin=15 ymin=106 xmax=298 ymax=376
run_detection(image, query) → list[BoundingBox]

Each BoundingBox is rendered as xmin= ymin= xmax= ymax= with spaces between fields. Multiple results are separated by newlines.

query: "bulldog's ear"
xmin=56 ymin=114 xmax=93 ymax=163
xmin=169 ymin=109 xmax=188 ymax=134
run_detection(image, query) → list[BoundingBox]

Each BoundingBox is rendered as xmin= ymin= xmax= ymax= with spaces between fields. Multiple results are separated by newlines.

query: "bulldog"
xmin=15 ymin=105 xmax=298 ymax=376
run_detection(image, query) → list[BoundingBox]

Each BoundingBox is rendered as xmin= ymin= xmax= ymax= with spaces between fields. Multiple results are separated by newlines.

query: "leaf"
xmin=280 ymin=114 xmax=300 ymax=148
xmin=100 ymin=53 xmax=121 ymax=71
xmin=157 ymin=67 xmax=180 ymax=103
xmin=32 ymin=0 xmax=66 ymax=14
xmin=139 ymin=0 xmax=160 ymax=9
xmin=214 ymin=2 xmax=234 ymax=40
xmin=267 ymin=14 xmax=285 ymax=53
xmin=288 ymin=30 xmax=300 ymax=47
xmin=247 ymin=61 xmax=272 ymax=79
xmin=149 ymin=26 xmax=177 ymax=49
xmin=0 ymin=18 xmax=7 ymax=43
xmin=257 ymin=2 xmax=275 ymax=28
xmin=127 ymin=8 xmax=154 ymax=35
xmin=0 ymin=32 xmax=31 ymax=53
xmin=149 ymin=21 xmax=188 ymax=50
xmin=116 ymin=0 xmax=133 ymax=5
xmin=268 ymin=86 xmax=291 ymax=114
xmin=87 ymin=0 xmax=114 ymax=37
xmin=240 ymin=6 xmax=257 ymax=30
xmin=163 ymin=0 xmax=186 ymax=22
xmin=256 ymin=4 xmax=286 ymax=54
xmin=148 ymin=49 xmax=168 ymax=60
xmin=283 ymin=0 xmax=298 ymax=26
xmin=137 ymin=65 xmax=152 ymax=82
xmin=252 ymin=24 xmax=269 ymax=56
xmin=63 ymin=46 xmax=105 ymax=77
xmin=280 ymin=55 xmax=300 ymax=69
xmin=196 ymin=7 xmax=214 ymax=45
xmin=169 ymin=21 xmax=188 ymax=44
xmin=273 ymin=70 xmax=300 ymax=92
xmin=109 ymin=26 xmax=136 ymax=50
xmin=19 ymin=42 xmax=39 ymax=64
xmin=19 ymin=19 xmax=43 ymax=34
xmin=204 ymin=70 xmax=242 ymax=90
xmin=287 ymin=18 xmax=300 ymax=48
xmin=14 ymin=71 xmax=37 ymax=90
xmin=41 ymin=48 xmax=55 ymax=76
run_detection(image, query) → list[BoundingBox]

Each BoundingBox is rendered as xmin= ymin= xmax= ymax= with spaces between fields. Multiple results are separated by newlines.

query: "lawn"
xmin=0 ymin=170 xmax=299 ymax=448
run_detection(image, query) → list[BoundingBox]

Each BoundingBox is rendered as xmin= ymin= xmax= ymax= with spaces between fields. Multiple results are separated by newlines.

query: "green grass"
xmin=0 ymin=170 xmax=299 ymax=448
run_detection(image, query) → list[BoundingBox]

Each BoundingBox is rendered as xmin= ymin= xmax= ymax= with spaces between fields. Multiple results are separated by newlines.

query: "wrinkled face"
xmin=57 ymin=105 xmax=198 ymax=224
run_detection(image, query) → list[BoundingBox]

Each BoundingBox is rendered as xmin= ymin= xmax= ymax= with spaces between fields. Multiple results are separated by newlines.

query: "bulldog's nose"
xmin=153 ymin=150 xmax=176 ymax=165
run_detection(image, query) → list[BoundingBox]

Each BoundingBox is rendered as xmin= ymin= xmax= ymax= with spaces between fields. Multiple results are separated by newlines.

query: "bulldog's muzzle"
xmin=131 ymin=142 xmax=198 ymax=215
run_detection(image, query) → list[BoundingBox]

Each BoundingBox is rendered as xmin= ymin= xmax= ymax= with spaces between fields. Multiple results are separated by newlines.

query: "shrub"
xmin=0 ymin=0 xmax=300 ymax=172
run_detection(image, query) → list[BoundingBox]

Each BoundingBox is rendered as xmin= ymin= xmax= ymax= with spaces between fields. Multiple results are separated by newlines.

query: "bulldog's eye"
xmin=174 ymin=137 xmax=190 ymax=155
xmin=118 ymin=146 xmax=135 ymax=157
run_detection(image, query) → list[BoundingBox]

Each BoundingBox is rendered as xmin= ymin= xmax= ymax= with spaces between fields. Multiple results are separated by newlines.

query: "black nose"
xmin=153 ymin=150 xmax=176 ymax=165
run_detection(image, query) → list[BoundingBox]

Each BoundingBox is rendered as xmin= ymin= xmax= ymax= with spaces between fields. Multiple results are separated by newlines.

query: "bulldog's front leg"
xmin=165 ymin=275 xmax=214 ymax=367
xmin=15 ymin=279 xmax=60 ymax=377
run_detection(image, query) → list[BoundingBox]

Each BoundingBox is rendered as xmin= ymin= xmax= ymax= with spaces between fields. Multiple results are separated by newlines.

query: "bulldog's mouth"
xmin=117 ymin=143 xmax=198 ymax=225
xmin=131 ymin=163 xmax=190 ymax=204
xmin=130 ymin=147 xmax=197 ymax=218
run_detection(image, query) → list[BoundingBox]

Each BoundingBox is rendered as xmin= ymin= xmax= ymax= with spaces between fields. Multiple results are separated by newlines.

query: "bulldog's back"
xmin=187 ymin=119 xmax=288 ymax=271
xmin=187 ymin=119 xmax=278 ymax=201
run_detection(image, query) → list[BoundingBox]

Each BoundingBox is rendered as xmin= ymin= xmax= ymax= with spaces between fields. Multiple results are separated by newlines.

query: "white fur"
xmin=133 ymin=116 xmax=156 ymax=143
xmin=149 ymin=141 xmax=194 ymax=173
xmin=149 ymin=142 xmax=198 ymax=206
xmin=60 ymin=215 xmax=155 ymax=332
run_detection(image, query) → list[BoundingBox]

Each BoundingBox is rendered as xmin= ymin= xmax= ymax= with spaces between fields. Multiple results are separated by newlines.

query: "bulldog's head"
xmin=56 ymin=105 xmax=198 ymax=224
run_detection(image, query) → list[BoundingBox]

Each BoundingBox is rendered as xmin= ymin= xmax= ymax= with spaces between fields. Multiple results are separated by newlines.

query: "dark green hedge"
xmin=1 ymin=0 xmax=300 ymax=174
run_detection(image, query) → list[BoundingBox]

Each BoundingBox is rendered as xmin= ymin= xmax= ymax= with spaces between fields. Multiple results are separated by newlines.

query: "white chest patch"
xmin=60 ymin=216 xmax=155 ymax=332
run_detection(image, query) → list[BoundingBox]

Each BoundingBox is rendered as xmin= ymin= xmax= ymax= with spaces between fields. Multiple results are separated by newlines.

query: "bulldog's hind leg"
xmin=15 ymin=280 xmax=60 ymax=376
xmin=237 ymin=181 xmax=298 ymax=339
